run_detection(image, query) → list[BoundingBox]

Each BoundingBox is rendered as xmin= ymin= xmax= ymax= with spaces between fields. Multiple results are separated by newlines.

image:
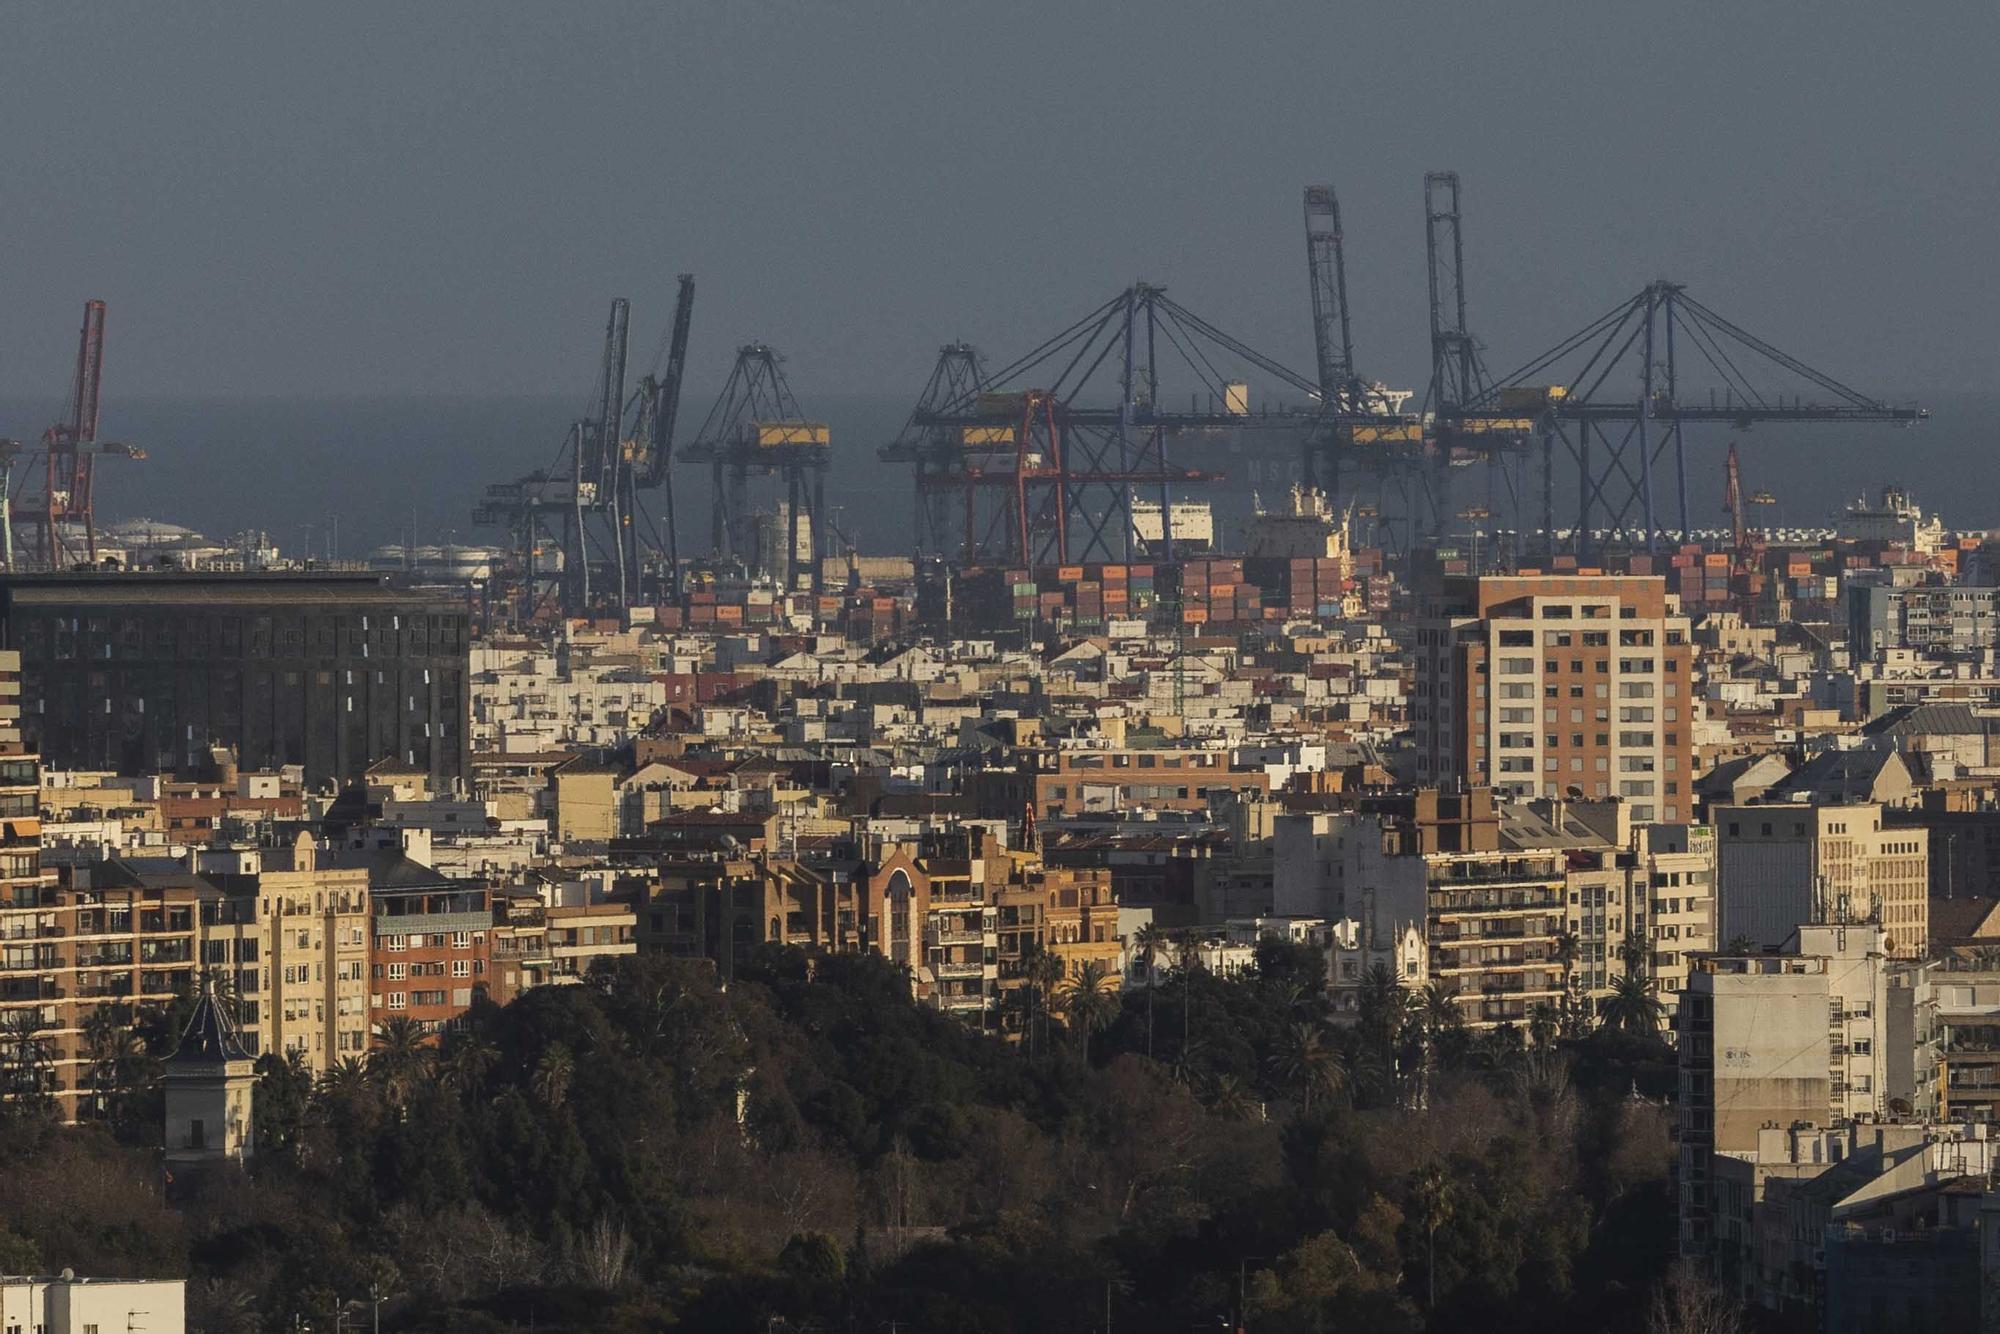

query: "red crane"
xmin=15 ymin=300 xmax=144 ymax=568
xmin=1721 ymin=441 xmax=1768 ymax=615
xmin=1722 ymin=440 xmax=1746 ymax=569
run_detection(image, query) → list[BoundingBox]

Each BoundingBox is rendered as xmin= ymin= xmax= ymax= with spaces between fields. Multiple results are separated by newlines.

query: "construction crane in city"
xmin=1460 ymin=280 xmax=1927 ymax=559
xmin=680 ymin=343 xmax=830 ymax=596
xmin=12 ymin=300 xmax=144 ymax=568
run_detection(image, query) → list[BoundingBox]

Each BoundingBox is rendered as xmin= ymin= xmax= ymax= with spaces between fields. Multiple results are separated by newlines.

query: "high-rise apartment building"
xmin=1715 ymin=802 xmax=1928 ymax=958
xmin=1414 ymin=574 xmax=1696 ymax=821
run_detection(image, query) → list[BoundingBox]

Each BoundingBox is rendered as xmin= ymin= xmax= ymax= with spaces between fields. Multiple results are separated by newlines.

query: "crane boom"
xmin=594 ymin=298 xmax=631 ymax=494
xmin=1303 ymin=185 xmax=1359 ymax=407
xmin=640 ymin=275 xmax=695 ymax=489
xmin=70 ymin=300 xmax=106 ymax=445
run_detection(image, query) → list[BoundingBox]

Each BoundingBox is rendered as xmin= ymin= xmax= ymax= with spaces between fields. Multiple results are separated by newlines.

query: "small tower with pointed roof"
xmin=162 ymin=980 xmax=257 ymax=1167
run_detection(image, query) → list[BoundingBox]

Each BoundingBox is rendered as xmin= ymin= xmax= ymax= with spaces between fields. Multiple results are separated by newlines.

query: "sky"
xmin=2 ymin=0 xmax=1996 ymax=411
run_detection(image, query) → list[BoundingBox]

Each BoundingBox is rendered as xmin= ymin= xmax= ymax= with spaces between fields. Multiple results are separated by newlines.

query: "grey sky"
xmin=3 ymin=1 xmax=1994 ymax=403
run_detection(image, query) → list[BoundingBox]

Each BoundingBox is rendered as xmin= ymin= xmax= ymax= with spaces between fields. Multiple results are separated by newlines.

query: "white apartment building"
xmin=1715 ymin=801 xmax=1928 ymax=958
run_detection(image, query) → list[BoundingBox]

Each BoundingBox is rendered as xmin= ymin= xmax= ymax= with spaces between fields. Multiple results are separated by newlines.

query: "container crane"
xmin=1463 ymin=281 xmax=1925 ymax=559
xmin=1299 ymin=185 xmax=1430 ymax=547
xmin=473 ymin=283 xmax=694 ymax=620
xmin=680 ymin=343 xmax=830 ymax=595
xmin=14 ymin=300 xmax=144 ymax=568
xmin=631 ymin=274 xmax=696 ymax=600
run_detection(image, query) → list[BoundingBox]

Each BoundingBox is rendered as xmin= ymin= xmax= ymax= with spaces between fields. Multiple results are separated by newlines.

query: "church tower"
xmin=162 ymin=982 xmax=257 ymax=1168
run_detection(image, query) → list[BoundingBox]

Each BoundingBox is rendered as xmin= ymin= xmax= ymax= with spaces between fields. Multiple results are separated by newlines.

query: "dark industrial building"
xmin=0 ymin=571 xmax=469 ymax=787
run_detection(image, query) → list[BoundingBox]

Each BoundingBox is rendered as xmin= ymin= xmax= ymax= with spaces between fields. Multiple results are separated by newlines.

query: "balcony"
xmin=935 ymin=961 xmax=987 ymax=980
xmin=926 ymin=926 xmax=986 ymax=947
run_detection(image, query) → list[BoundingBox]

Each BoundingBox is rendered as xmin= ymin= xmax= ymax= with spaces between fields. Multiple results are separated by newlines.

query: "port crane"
xmin=10 ymin=300 xmax=145 ymax=569
xmin=881 ymin=342 xmax=984 ymax=565
xmin=887 ymin=282 xmax=1354 ymax=572
xmin=1721 ymin=440 xmax=1774 ymax=615
xmin=1460 ymin=280 xmax=1925 ymax=559
xmin=1421 ymin=172 xmax=1538 ymax=565
xmin=472 ymin=278 xmax=695 ymax=618
xmin=679 ymin=342 xmax=830 ymax=596
xmin=1297 ymin=184 xmax=1434 ymax=552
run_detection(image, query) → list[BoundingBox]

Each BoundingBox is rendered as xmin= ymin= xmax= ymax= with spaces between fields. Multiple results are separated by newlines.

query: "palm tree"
xmin=1617 ymin=928 xmax=1650 ymax=978
xmin=83 ymin=1007 xmax=151 ymax=1129
xmin=1133 ymin=922 xmax=1171 ymax=1058
xmin=1551 ymin=927 xmax=1585 ymax=1037
xmin=438 ymin=1029 xmax=499 ymax=1095
xmin=1418 ymin=982 xmax=1461 ymax=1045
xmin=319 ymin=1054 xmax=371 ymax=1100
xmin=1599 ymin=973 xmax=1664 ymax=1038
xmin=1413 ymin=1164 xmax=1455 ymax=1312
xmin=369 ymin=1016 xmax=430 ymax=1104
xmin=0 ymin=1010 xmax=54 ymax=1109
xmin=1269 ymin=1021 xmax=1346 ymax=1113
xmin=1205 ymin=1073 xmax=1259 ymax=1122
xmin=1055 ymin=960 xmax=1119 ymax=1049
xmin=1528 ymin=1002 xmax=1560 ymax=1049
xmin=1020 ymin=947 xmax=1066 ymax=1059
xmin=1551 ymin=927 xmax=1581 ymax=992
xmin=532 ymin=1043 xmax=576 ymax=1107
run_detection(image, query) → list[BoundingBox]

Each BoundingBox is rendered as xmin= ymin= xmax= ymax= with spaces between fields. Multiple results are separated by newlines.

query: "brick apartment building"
xmin=339 ymin=849 xmax=491 ymax=1035
xmin=1415 ymin=574 xmax=1696 ymax=822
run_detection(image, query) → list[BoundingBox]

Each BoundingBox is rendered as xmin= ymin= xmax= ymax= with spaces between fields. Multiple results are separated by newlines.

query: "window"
xmin=452 ymin=959 xmax=470 ymax=978
xmin=452 ymin=930 xmax=471 ymax=948
xmin=388 ymin=992 xmax=407 ymax=1010
xmin=385 ymin=934 xmax=406 ymax=952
